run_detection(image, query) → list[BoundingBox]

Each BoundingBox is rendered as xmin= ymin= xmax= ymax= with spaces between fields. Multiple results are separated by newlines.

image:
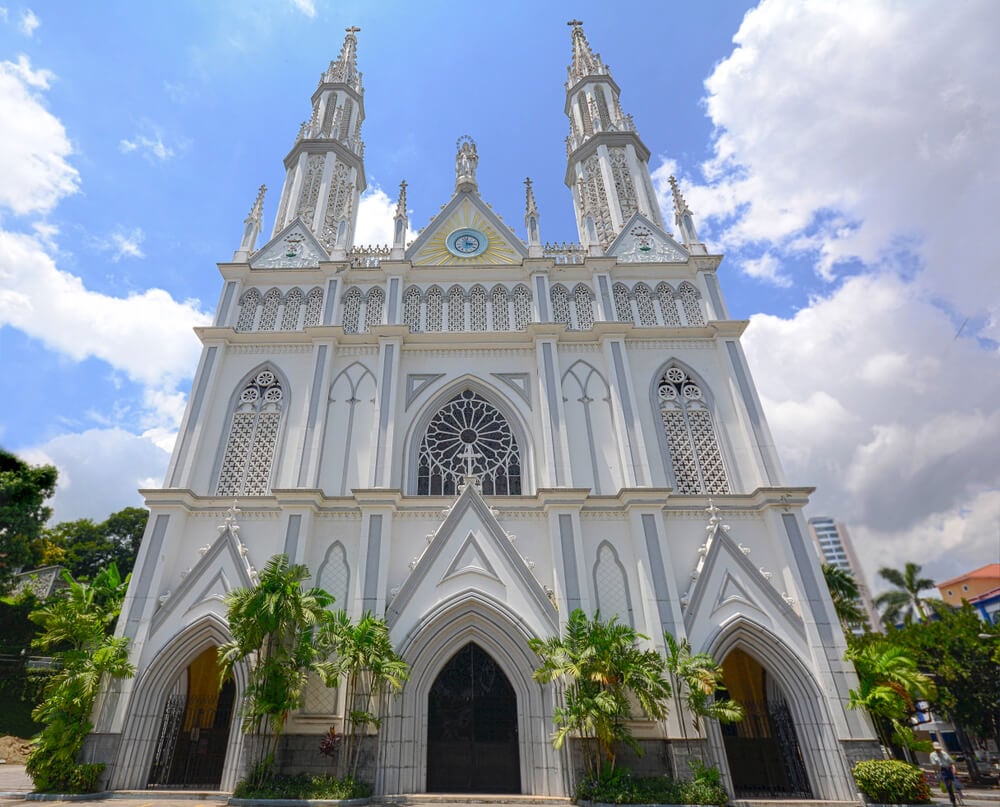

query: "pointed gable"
xmin=249 ymin=217 xmax=329 ymax=269
xmin=387 ymin=482 xmax=557 ymax=638
xmin=405 ymin=192 xmax=528 ymax=266
xmin=607 ymin=211 xmax=688 ymax=263
xmin=682 ymin=525 xmax=804 ymax=645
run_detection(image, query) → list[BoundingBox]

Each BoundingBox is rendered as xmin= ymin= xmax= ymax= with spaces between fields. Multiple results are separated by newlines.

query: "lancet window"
xmin=593 ymin=542 xmax=633 ymax=626
xmin=365 ymin=287 xmax=385 ymax=330
xmin=303 ymin=287 xmax=324 ymax=326
xmin=416 ymin=390 xmax=522 ymax=496
xmin=426 ymin=286 xmax=443 ymax=331
xmin=448 ymin=285 xmax=466 ymax=331
xmin=470 ymin=285 xmax=488 ymax=331
xmin=573 ymin=283 xmax=595 ymax=330
xmin=613 ymin=282 xmax=632 ymax=322
xmin=259 ymin=288 xmax=282 ymax=331
xmin=492 ymin=285 xmax=510 ymax=331
xmin=655 ymin=282 xmax=681 ymax=326
xmin=236 ymin=288 xmax=260 ymax=332
xmin=551 ymin=284 xmax=571 ymax=327
xmin=403 ymin=286 xmax=421 ymax=332
xmin=656 ymin=366 xmax=729 ymax=495
xmin=280 ymin=287 xmax=303 ymax=330
xmin=512 ymin=285 xmax=533 ymax=330
xmin=679 ymin=282 xmax=705 ymax=326
xmin=217 ymin=369 xmax=284 ymax=497
xmin=341 ymin=287 xmax=362 ymax=333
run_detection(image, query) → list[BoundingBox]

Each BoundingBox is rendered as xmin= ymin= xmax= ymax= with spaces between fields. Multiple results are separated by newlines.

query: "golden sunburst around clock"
xmin=411 ymin=203 xmax=520 ymax=266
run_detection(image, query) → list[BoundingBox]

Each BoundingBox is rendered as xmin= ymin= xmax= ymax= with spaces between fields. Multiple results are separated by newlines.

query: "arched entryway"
xmin=426 ymin=642 xmax=521 ymax=793
xmin=146 ymin=645 xmax=235 ymax=789
xmin=719 ymin=648 xmax=811 ymax=799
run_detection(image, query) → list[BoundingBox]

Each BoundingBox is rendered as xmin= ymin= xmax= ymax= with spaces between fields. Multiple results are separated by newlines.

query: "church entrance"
xmin=426 ymin=642 xmax=521 ymax=793
xmin=719 ymin=648 xmax=811 ymax=799
xmin=147 ymin=646 xmax=235 ymax=790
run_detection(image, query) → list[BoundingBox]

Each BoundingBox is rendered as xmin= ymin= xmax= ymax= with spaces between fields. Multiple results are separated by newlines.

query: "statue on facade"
xmin=455 ymin=135 xmax=478 ymax=188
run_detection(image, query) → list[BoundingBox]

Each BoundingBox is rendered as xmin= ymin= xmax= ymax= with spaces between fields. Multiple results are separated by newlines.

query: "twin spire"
xmin=240 ymin=23 xmax=703 ymax=259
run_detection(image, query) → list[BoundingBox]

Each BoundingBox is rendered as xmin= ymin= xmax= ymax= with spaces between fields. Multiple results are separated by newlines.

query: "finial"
xmin=326 ymin=26 xmax=362 ymax=89
xmin=246 ymin=185 xmax=266 ymax=223
xmin=236 ymin=185 xmax=266 ymax=259
xmin=395 ymin=179 xmax=408 ymax=218
xmin=524 ymin=177 xmax=538 ymax=215
xmin=345 ymin=25 xmax=361 ymax=34
xmin=392 ymin=180 xmax=408 ymax=253
xmin=567 ymin=18 xmax=583 ymax=27
xmin=669 ymin=175 xmax=701 ymax=246
xmin=455 ymin=135 xmax=478 ymax=191
xmin=524 ymin=177 xmax=541 ymax=253
xmin=669 ymin=175 xmax=691 ymax=216
xmin=567 ymin=19 xmax=605 ymax=83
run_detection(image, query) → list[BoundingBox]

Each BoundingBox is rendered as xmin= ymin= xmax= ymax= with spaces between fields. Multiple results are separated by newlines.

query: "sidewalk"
xmin=0 ymin=763 xmax=31 ymax=795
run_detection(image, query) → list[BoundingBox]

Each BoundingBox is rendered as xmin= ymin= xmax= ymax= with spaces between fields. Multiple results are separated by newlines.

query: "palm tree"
xmin=218 ymin=554 xmax=334 ymax=783
xmin=530 ymin=609 xmax=671 ymax=777
xmin=318 ymin=610 xmax=409 ymax=780
xmin=845 ymin=639 xmax=937 ymax=756
xmin=874 ymin=562 xmax=936 ymax=626
xmin=662 ymin=632 xmax=743 ymax=771
xmin=822 ymin=564 xmax=866 ymax=630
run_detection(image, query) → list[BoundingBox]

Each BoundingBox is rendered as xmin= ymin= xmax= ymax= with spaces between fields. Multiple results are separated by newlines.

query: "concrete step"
xmin=376 ymin=797 xmax=572 ymax=806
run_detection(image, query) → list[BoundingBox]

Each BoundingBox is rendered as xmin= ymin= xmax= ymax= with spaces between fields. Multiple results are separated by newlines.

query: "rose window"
xmin=417 ymin=391 xmax=522 ymax=496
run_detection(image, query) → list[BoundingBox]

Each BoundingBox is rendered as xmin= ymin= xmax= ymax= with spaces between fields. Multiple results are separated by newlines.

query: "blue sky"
xmin=1 ymin=1 xmax=998 ymax=589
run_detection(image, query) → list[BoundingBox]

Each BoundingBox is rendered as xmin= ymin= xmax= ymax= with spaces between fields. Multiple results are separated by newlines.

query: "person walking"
xmin=930 ymin=741 xmax=959 ymax=807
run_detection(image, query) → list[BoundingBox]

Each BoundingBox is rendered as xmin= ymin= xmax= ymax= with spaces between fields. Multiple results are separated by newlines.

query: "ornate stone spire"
xmin=392 ymin=179 xmax=408 ymax=257
xmin=524 ymin=177 xmax=542 ymax=257
xmin=669 ymin=175 xmax=701 ymax=248
xmin=566 ymin=20 xmax=607 ymax=85
xmin=455 ymin=135 xmax=478 ymax=192
xmin=234 ymin=184 xmax=266 ymax=261
xmin=325 ymin=25 xmax=363 ymax=92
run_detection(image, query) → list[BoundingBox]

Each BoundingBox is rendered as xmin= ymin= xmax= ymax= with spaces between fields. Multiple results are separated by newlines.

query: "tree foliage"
xmin=874 ymin=562 xmax=936 ymax=626
xmin=822 ymin=564 xmax=866 ymax=630
xmin=41 ymin=507 xmax=148 ymax=581
xmin=26 ymin=563 xmax=134 ymax=793
xmin=0 ymin=449 xmax=57 ymax=589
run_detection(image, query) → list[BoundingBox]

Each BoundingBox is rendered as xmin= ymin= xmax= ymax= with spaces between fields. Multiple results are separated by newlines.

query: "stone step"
xmin=732 ymin=801 xmax=860 ymax=807
xmin=376 ymin=797 xmax=572 ymax=806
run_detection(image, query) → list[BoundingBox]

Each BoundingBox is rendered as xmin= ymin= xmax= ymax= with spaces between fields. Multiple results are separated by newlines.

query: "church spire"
xmin=525 ymin=177 xmax=542 ymax=257
xmin=391 ymin=179 xmax=408 ymax=258
xmin=270 ymin=26 xmax=367 ymax=256
xmin=234 ymin=184 xmax=266 ymax=261
xmin=563 ymin=21 xmax=663 ymax=252
xmin=669 ymin=175 xmax=702 ymax=249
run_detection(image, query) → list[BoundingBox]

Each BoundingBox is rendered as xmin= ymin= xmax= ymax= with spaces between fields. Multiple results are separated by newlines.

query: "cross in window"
xmin=459 ymin=443 xmax=480 ymax=477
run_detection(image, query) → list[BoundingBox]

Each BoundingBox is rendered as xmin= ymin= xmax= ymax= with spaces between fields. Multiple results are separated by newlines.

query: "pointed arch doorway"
xmin=426 ymin=642 xmax=521 ymax=793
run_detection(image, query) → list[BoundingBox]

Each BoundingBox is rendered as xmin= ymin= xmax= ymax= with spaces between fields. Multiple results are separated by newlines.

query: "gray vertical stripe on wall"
xmin=215 ymin=281 xmax=236 ymax=326
xmin=168 ymin=346 xmax=217 ymax=487
xmin=363 ymin=515 xmax=383 ymax=610
xmin=388 ymin=277 xmax=400 ymax=324
xmin=535 ymin=275 xmax=549 ymax=321
xmin=297 ymin=344 xmax=328 ymax=486
xmin=610 ymin=341 xmax=646 ymax=485
xmin=781 ymin=513 xmax=836 ymax=645
xmin=725 ymin=340 xmax=780 ymax=484
xmin=373 ymin=344 xmax=395 ymax=484
xmin=541 ymin=342 xmax=565 ymax=486
xmin=597 ymin=275 xmax=613 ymax=322
xmin=641 ymin=514 xmax=676 ymax=635
xmin=283 ymin=514 xmax=302 ymax=560
xmin=703 ymin=273 xmax=728 ymax=320
xmin=558 ymin=514 xmax=581 ymax=611
xmin=123 ymin=514 xmax=170 ymax=640
xmin=323 ymin=278 xmax=339 ymax=325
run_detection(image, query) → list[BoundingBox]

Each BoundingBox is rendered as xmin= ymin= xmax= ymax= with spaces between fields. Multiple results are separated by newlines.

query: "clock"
xmin=446 ymin=227 xmax=489 ymax=258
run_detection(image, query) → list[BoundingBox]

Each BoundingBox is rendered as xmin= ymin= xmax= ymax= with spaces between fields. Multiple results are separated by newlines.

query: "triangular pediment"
xmin=405 ymin=192 xmax=528 ymax=266
xmin=250 ymin=218 xmax=329 ymax=269
xmin=607 ymin=212 xmax=688 ymax=263
xmin=683 ymin=526 xmax=804 ymax=640
xmin=150 ymin=525 xmax=256 ymax=634
xmin=387 ymin=482 xmax=556 ymax=634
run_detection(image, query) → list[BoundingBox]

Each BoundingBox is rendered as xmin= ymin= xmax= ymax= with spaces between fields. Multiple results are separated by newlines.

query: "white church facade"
xmin=86 ymin=24 xmax=878 ymax=798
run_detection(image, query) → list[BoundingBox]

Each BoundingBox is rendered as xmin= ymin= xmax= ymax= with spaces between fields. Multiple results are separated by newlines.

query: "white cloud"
xmin=0 ymin=9 xmax=9 ymax=23
xmin=18 ymin=8 xmax=38 ymax=36
xmin=0 ymin=55 xmax=78 ymax=215
xmin=353 ymin=184 xmax=416 ymax=247
xmin=119 ymin=126 xmax=177 ymax=162
xmin=94 ymin=227 xmax=146 ymax=261
xmin=289 ymin=0 xmax=316 ymax=18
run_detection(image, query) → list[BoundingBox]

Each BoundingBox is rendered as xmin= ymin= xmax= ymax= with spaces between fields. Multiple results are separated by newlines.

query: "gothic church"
xmin=86 ymin=23 xmax=878 ymax=798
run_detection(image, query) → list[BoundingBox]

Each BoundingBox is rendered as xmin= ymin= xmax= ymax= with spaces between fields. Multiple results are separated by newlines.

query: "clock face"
xmin=446 ymin=227 xmax=489 ymax=258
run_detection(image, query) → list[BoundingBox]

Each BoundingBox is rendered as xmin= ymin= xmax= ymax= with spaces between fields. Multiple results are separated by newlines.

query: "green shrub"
xmin=574 ymin=763 xmax=727 ymax=806
xmin=232 ymin=772 xmax=371 ymax=800
xmin=853 ymin=759 xmax=931 ymax=804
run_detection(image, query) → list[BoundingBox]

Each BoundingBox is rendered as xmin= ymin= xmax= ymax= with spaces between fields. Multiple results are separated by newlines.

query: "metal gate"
xmin=722 ymin=699 xmax=811 ymax=798
xmin=147 ymin=681 xmax=235 ymax=789
xmin=426 ymin=642 xmax=520 ymax=793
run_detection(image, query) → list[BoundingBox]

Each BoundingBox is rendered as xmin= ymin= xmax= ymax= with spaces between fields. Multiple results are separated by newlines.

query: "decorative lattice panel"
xmin=319 ymin=541 xmax=350 ymax=609
xmin=281 ymin=287 xmax=303 ymax=330
xmin=551 ymin=285 xmax=571 ymax=326
xmin=216 ymin=370 xmax=283 ymax=496
xmin=610 ymin=147 xmax=638 ymax=221
xmin=634 ymin=284 xmax=657 ymax=327
xmin=448 ymin=286 xmax=465 ymax=331
xmin=613 ymin=283 xmax=632 ymax=323
xmin=426 ymin=287 xmax=443 ymax=332
xmin=492 ymin=285 xmax=510 ymax=331
xmin=236 ymin=288 xmax=259 ymax=332
xmin=656 ymin=282 xmax=681 ymax=326
xmin=365 ymin=287 xmax=385 ymax=331
xmin=341 ymin=288 xmax=361 ymax=333
xmin=679 ymin=283 xmax=705 ymax=326
xmin=217 ymin=412 xmax=255 ymax=496
xmin=403 ymin=286 xmax=421 ymax=332
xmin=513 ymin=286 xmax=532 ymax=330
xmin=574 ymin=284 xmax=594 ymax=330
xmin=259 ymin=288 xmax=281 ymax=331
xmin=594 ymin=543 xmax=632 ymax=626
xmin=297 ymin=154 xmax=325 ymax=226
xmin=470 ymin=286 xmax=488 ymax=331
xmin=304 ymin=287 xmax=324 ymax=326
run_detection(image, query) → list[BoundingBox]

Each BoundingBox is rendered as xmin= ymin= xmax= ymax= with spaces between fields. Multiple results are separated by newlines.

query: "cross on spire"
xmin=567 ymin=19 xmax=583 ymax=27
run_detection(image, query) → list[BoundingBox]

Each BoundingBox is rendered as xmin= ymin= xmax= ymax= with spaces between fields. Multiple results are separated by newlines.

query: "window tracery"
xmin=304 ymin=287 xmax=324 ymax=326
xmin=550 ymin=284 xmax=571 ymax=327
xmin=512 ymin=285 xmax=532 ymax=330
xmin=448 ymin=285 xmax=466 ymax=331
xmin=613 ymin=282 xmax=632 ymax=323
xmin=635 ymin=283 xmax=657 ymax=327
xmin=657 ymin=366 xmax=729 ymax=495
xmin=403 ymin=286 xmax=421 ymax=332
xmin=492 ymin=285 xmax=510 ymax=331
xmin=217 ymin=369 xmax=284 ymax=496
xmin=281 ymin=287 xmax=303 ymax=330
xmin=365 ymin=287 xmax=384 ymax=330
xmin=416 ymin=390 xmax=522 ymax=496
xmin=259 ymin=288 xmax=282 ymax=331
xmin=573 ymin=283 xmax=595 ymax=330
xmin=679 ymin=282 xmax=704 ymax=326
xmin=610 ymin=147 xmax=638 ymax=221
xmin=317 ymin=541 xmax=350 ymax=610
xmin=297 ymin=154 xmax=325 ymax=227
xmin=425 ymin=286 xmax=443 ymax=332
xmin=341 ymin=287 xmax=362 ymax=333
xmin=236 ymin=288 xmax=260 ymax=332
xmin=655 ymin=282 xmax=681 ymax=327
xmin=470 ymin=285 xmax=488 ymax=331
xmin=593 ymin=542 xmax=632 ymax=626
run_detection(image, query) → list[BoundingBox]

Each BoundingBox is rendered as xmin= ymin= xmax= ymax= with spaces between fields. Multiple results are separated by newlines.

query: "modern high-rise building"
xmin=807 ymin=516 xmax=879 ymax=632
xmin=85 ymin=24 xmax=878 ymax=799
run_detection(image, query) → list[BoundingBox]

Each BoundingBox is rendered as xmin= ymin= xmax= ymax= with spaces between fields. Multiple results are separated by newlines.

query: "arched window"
xmin=448 ymin=285 xmax=466 ymax=331
xmin=679 ymin=282 xmax=705 ymax=326
xmin=655 ymin=282 xmax=681 ymax=327
xmin=657 ymin=366 xmax=729 ymax=495
xmin=573 ymin=283 xmax=595 ymax=330
xmin=550 ymin=284 xmax=571 ymax=327
xmin=416 ymin=390 xmax=522 ymax=496
xmin=236 ymin=287 xmax=260 ymax=332
xmin=512 ymin=285 xmax=532 ymax=330
xmin=491 ymin=285 xmax=510 ymax=331
xmin=217 ymin=368 xmax=284 ymax=496
xmin=613 ymin=282 xmax=632 ymax=323
xmin=426 ymin=286 xmax=443 ymax=332
xmin=365 ymin=287 xmax=385 ymax=331
xmin=341 ymin=287 xmax=362 ymax=333
xmin=303 ymin=287 xmax=324 ymax=326
xmin=469 ymin=285 xmax=488 ymax=331
xmin=593 ymin=542 xmax=633 ymax=626
xmin=259 ymin=288 xmax=282 ymax=331
xmin=403 ymin=286 xmax=421 ymax=332
xmin=317 ymin=541 xmax=350 ymax=611
xmin=634 ymin=283 xmax=657 ymax=327
xmin=281 ymin=287 xmax=303 ymax=330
